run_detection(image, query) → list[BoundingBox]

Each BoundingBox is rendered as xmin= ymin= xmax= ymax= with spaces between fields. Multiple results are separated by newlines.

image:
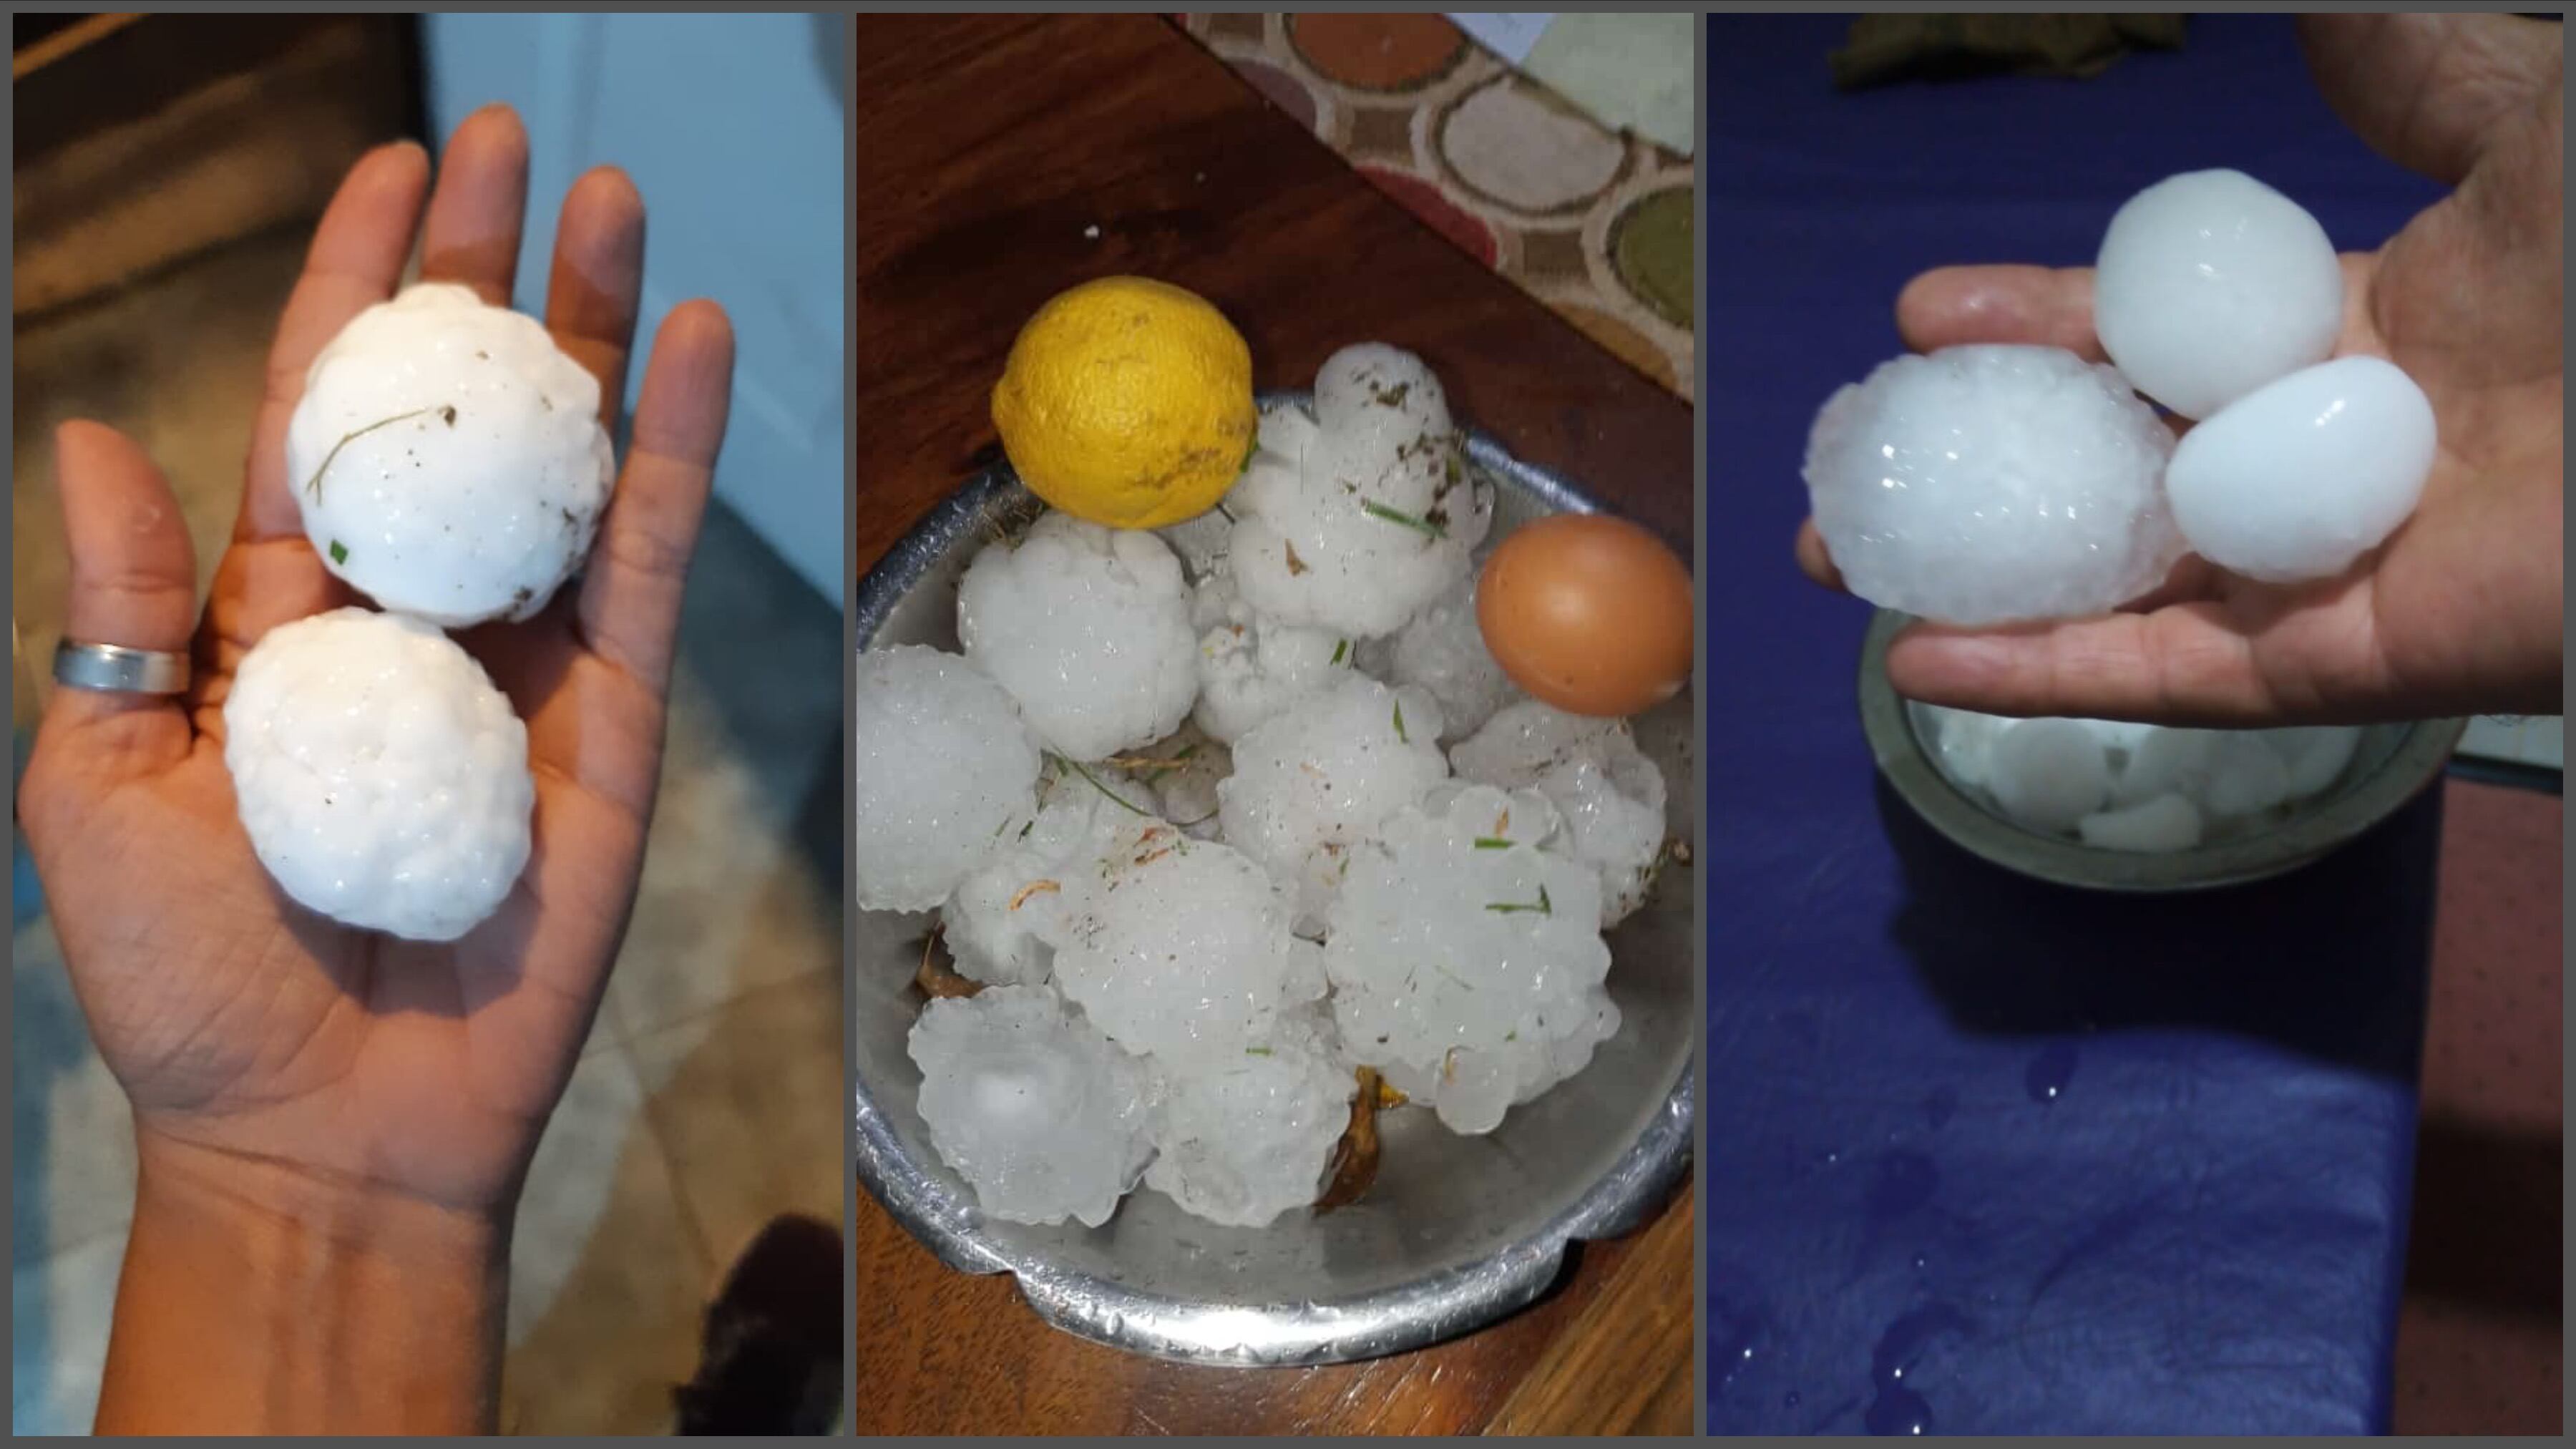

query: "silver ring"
xmin=52 ymin=640 xmax=189 ymax=695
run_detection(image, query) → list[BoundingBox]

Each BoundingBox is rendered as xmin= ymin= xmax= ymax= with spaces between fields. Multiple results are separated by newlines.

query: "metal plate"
xmin=1857 ymin=608 xmax=2464 ymax=892
xmin=850 ymin=393 xmax=1696 ymax=1366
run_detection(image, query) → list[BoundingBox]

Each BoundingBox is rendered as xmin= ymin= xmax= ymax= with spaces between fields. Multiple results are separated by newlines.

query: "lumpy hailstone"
xmin=288 ymin=283 xmax=613 ymax=627
xmin=1050 ymin=819 xmax=1327 ymax=1063
xmin=852 ymin=646 xmax=1042 ymax=912
xmin=1188 ymin=564 xmax=1344 ymax=744
xmin=938 ymin=763 xmax=1137 ymax=986
xmin=223 ymin=608 xmax=531 ymax=941
xmin=1326 ymin=784 xmax=1615 ymax=1135
xmin=907 ymin=986 xmax=1155 ymax=1227
xmin=1143 ymin=1015 xmax=1353 ymax=1227
xmin=1230 ymin=346 xmax=1482 ymax=638
xmin=1804 ymin=346 xmax=2182 ymax=625
xmin=1451 ymin=702 xmax=1668 ymax=929
xmin=2094 ymin=170 xmax=2343 ymax=421
xmin=1217 ymin=675 xmax=1450 ymax=930
xmin=1390 ymin=576 xmax=1523 ymax=742
xmin=959 ymin=513 xmax=1199 ymax=761
xmin=2164 ymin=356 xmax=2437 ymax=583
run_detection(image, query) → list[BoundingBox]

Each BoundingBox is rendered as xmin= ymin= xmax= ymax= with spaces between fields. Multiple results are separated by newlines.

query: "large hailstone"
xmin=1450 ymin=702 xmax=1667 ymax=929
xmin=1389 ymin=575 xmax=1523 ymax=741
xmin=1189 ymin=563 xmax=1345 ymax=743
xmin=1050 ymin=819 xmax=1327 ymax=1063
xmin=1229 ymin=346 xmax=1485 ymax=638
xmin=223 ymin=608 xmax=531 ymax=941
xmin=1143 ymin=1014 xmax=1352 ymax=1227
xmin=907 ymin=986 xmax=1155 ymax=1228
xmin=958 ymin=513 xmax=1199 ymax=760
xmin=938 ymin=762 xmax=1139 ymax=986
xmin=852 ymin=646 xmax=1042 ymax=912
xmin=1804 ymin=345 xmax=2182 ymax=626
xmin=2094 ymin=169 xmax=2344 ymax=421
xmin=1325 ymin=784 xmax=1616 ymax=1135
xmin=1216 ymin=674 xmax=1450 ymax=930
xmin=2162 ymin=356 xmax=2436 ymax=584
xmin=287 ymin=283 xmax=613 ymax=627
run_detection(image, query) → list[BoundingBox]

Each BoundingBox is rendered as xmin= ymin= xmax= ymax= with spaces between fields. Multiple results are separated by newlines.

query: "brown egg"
xmin=1477 ymin=514 xmax=1693 ymax=718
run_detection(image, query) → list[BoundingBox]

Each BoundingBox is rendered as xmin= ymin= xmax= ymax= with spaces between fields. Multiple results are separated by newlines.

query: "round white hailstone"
xmin=1985 ymin=718 xmax=2112 ymax=834
xmin=940 ymin=764 xmax=1138 ymax=986
xmin=1189 ymin=566 xmax=1346 ymax=743
xmin=2094 ymin=170 xmax=2344 ymax=421
xmin=852 ymin=645 xmax=1042 ymax=912
xmin=1450 ymin=702 xmax=1667 ymax=929
xmin=1325 ymin=784 xmax=1614 ymax=1136
xmin=2162 ymin=356 xmax=2437 ymax=583
xmin=222 ymin=607 xmax=531 ymax=942
xmin=1804 ymin=346 xmax=2183 ymax=625
xmin=2269 ymin=726 xmax=2362 ymax=799
xmin=907 ymin=985 xmax=1155 ymax=1228
xmin=957 ymin=512 xmax=1199 ymax=760
xmin=1229 ymin=347 xmax=1479 ymax=638
xmin=1143 ymin=1016 xmax=1353 ymax=1227
xmin=1051 ymin=819 xmax=1325 ymax=1063
xmin=2078 ymin=792 xmax=2205 ymax=854
xmin=1216 ymin=675 xmax=1450 ymax=930
xmin=1918 ymin=707 xmax=2017 ymax=793
xmin=2077 ymin=718 xmax=2159 ymax=768
xmin=1390 ymin=575 xmax=1523 ymax=741
xmin=286 ymin=283 xmax=613 ymax=627
xmin=1377 ymin=990 xmax=1619 ymax=1136
xmin=2198 ymin=732 xmax=2294 ymax=818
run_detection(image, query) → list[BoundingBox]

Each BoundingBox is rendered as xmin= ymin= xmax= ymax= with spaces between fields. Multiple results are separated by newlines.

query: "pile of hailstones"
xmin=854 ymin=344 xmax=1672 ymax=1231
xmin=1805 ymin=169 xmax=2439 ymax=628
xmin=1920 ymin=708 xmax=2364 ymax=854
xmin=223 ymin=285 xmax=613 ymax=943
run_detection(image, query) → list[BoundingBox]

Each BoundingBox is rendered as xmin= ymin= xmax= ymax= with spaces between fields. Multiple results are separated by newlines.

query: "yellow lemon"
xmin=990 ymin=277 xmax=1257 ymax=530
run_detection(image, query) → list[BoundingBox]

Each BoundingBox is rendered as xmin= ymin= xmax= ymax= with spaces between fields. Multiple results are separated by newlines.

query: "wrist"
xmin=98 ymin=1127 xmax=511 ymax=1434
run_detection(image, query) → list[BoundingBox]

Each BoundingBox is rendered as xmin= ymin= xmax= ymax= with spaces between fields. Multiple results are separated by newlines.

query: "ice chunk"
xmin=852 ymin=646 xmax=1041 ymax=912
xmin=1390 ymin=576 xmax=1524 ymax=741
xmin=1450 ymin=702 xmax=1667 ymax=928
xmin=940 ymin=763 xmax=1138 ymax=986
xmin=1051 ymin=820 xmax=1325 ymax=1062
xmin=2164 ymin=356 xmax=2436 ymax=584
xmin=908 ymin=985 xmax=1155 ymax=1227
xmin=1217 ymin=675 xmax=1450 ymax=930
xmin=1324 ymin=784 xmax=1616 ymax=1135
xmin=2270 ymin=726 xmax=2363 ymax=799
xmin=2199 ymin=732 xmax=2293 ymax=818
xmin=1229 ymin=346 xmax=1482 ymax=638
xmin=1986 ymin=718 xmax=2112 ymax=834
xmin=2078 ymin=792 xmax=2205 ymax=853
xmin=2094 ymin=169 xmax=2343 ymax=421
xmin=1921 ymin=706 xmax=2019 ymax=793
xmin=1143 ymin=1015 xmax=1353 ymax=1227
xmin=957 ymin=512 xmax=1199 ymax=759
xmin=1188 ymin=565 xmax=1346 ymax=743
xmin=1803 ymin=345 xmax=2182 ymax=625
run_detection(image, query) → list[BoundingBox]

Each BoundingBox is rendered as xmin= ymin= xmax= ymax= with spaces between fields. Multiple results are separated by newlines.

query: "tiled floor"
xmin=11 ymin=224 xmax=844 ymax=1435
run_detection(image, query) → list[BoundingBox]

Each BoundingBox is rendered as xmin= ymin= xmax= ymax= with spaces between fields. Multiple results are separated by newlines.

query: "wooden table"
xmin=850 ymin=14 xmax=1697 ymax=1435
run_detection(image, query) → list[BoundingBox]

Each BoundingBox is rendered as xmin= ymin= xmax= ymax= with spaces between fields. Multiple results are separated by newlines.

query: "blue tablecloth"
xmin=1701 ymin=14 xmax=2450 ymax=1435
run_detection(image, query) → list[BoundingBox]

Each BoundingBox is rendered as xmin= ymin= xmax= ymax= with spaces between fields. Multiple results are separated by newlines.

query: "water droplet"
xmin=1785 ymin=1391 xmax=1803 ymax=1410
xmin=1912 ymin=1252 xmax=1928 ymax=1272
xmin=2024 ymin=1040 xmax=2079 ymax=1105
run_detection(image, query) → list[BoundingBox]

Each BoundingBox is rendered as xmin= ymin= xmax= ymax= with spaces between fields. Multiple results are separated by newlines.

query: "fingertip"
xmin=663 ymin=298 xmax=735 ymax=357
xmin=1792 ymin=518 xmax=1843 ymax=590
xmin=631 ymin=301 xmax=736 ymax=461
xmin=567 ymin=162 xmax=643 ymax=218
xmin=449 ymin=101 xmax=530 ymax=152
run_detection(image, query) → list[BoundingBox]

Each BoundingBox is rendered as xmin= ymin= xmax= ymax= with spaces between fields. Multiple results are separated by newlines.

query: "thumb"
xmin=31 ymin=421 xmax=200 ymax=777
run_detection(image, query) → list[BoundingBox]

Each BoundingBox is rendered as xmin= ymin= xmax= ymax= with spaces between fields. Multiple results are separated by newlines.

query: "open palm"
xmin=1798 ymin=13 xmax=2562 ymax=725
xmin=19 ymin=105 xmax=735 ymax=1216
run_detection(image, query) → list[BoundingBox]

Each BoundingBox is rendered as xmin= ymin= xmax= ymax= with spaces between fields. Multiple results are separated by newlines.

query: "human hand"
xmin=21 ymin=104 xmax=731 ymax=1271
xmin=1796 ymin=13 xmax=2562 ymax=726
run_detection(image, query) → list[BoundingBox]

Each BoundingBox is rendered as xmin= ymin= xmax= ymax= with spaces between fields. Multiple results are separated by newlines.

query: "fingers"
xmin=35 ymin=423 xmax=199 ymax=766
xmin=575 ymin=301 xmax=736 ymax=694
xmin=1885 ymin=605 xmax=2293 ymax=726
xmin=419 ymin=103 xmax=532 ymax=304
xmin=1896 ymin=265 xmax=2105 ymax=361
xmin=238 ymin=141 xmax=431 ymax=542
xmin=544 ymin=166 xmax=647 ymax=424
xmin=1793 ymin=519 xmax=1843 ymax=590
